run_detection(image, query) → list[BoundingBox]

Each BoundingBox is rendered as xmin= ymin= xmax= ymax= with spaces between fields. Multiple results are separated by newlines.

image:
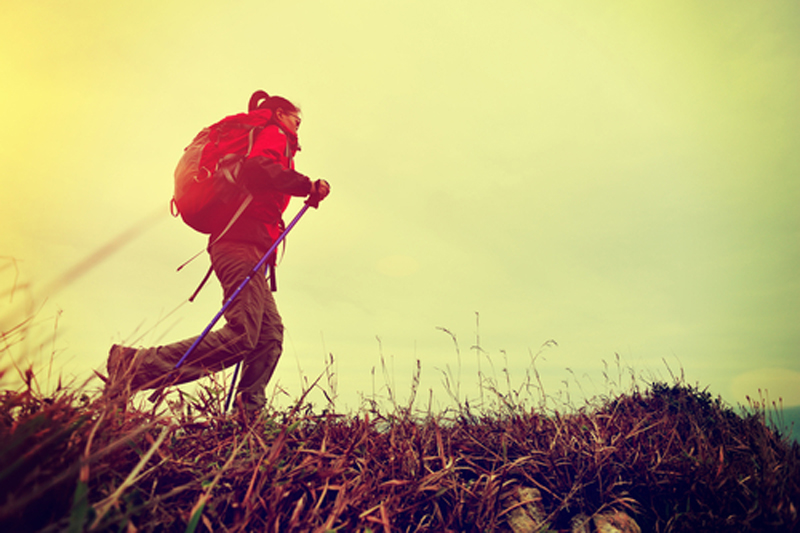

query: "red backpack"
xmin=171 ymin=104 xmax=273 ymax=235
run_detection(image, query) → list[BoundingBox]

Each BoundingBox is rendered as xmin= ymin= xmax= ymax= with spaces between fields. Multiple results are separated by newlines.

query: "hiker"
xmin=105 ymin=92 xmax=330 ymax=416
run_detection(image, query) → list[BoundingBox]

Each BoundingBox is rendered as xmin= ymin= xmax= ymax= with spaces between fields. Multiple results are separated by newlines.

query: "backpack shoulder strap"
xmin=188 ymin=265 xmax=214 ymax=303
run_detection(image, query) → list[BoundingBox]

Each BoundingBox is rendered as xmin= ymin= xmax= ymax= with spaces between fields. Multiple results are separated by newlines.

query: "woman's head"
xmin=249 ymin=90 xmax=301 ymax=135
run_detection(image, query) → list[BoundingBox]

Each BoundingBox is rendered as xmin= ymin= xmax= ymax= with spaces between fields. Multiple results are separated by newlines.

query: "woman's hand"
xmin=312 ymin=179 xmax=331 ymax=200
xmin=307 ymin=179 xmax=331 ymax=207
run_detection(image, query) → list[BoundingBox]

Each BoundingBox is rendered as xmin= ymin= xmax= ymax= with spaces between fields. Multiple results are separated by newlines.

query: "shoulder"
xmin=253 ymin=124 xmax=287 ymax=151
xmin=259 ymin=123 xmax=285 ymax=140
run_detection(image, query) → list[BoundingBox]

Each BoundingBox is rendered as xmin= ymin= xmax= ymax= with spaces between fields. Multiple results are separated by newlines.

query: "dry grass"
xmin=1 ymin=292 xmax=797 ymax=532
xmin=1 ymin=350 xmax=798 ymax=533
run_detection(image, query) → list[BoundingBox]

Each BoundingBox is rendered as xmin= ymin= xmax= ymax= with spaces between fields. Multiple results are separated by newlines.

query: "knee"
xmin=265 ymin=338 xmax=283 ymax=358
xmin=243 ymin=338 xmax=282 ymax=365
xmin=225 ymin=321 xmax=261 ymax=352
xmin=240 ymin=331 xmax=261 ymax=352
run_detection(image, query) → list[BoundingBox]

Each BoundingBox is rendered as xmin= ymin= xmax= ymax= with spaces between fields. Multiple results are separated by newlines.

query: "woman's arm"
xmin=240 ymin=156 xmax=312 ymax=196
xmin=240 ymin=126 xmax=312 ymax=196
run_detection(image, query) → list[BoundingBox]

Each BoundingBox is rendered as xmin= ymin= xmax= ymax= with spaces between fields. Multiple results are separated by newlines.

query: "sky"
xmin=1 ymin=0 xmax=798 ymax=413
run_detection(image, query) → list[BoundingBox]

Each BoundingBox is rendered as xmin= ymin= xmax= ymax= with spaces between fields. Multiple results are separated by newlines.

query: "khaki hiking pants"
xmin=132 ymin=240 xmax=284 ymax=412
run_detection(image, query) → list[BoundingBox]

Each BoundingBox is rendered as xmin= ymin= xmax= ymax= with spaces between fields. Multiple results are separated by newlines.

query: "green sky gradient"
xmin=2 ymin=1 xmax=798 ymax=410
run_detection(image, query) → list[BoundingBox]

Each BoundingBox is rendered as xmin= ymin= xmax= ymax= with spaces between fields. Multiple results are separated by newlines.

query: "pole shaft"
xmin=224 ymin=359 xmax=242 ymax=412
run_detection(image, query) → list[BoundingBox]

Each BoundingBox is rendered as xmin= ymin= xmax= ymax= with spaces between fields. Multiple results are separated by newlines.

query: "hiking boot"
xmin=229 ymin=394 xmax=264 ymax=427
xmin=104 ymin=344 xmax=140 ymax=401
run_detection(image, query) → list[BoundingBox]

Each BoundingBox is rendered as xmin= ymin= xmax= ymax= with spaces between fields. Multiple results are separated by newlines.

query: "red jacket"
xmin=211 ymin=118 xmax=312 ymax=249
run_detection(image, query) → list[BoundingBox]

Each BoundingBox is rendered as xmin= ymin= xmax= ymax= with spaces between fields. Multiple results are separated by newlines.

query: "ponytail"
xmin=248 ymin=90 xmax=269 ymax=112
xmin=248 ymin=90 xmax=299 ymax=114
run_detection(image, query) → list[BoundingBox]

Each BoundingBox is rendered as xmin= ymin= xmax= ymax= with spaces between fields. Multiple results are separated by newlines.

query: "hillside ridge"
xmin=1 ymin=375 xmax=798 ymax=532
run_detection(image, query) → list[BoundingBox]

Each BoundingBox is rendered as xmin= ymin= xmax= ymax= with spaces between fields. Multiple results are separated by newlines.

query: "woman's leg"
xmin=129 ymin=241 xmax=269 ymax=391
xmin=235 ymin=287 xmax=284 ymax=413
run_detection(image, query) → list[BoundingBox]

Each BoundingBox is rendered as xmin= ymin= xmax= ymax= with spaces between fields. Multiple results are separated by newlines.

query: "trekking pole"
xmin=224 ymin=355 xmax=242 ymax=412
xmin=148 ymin=198 xmax=318 ymax=403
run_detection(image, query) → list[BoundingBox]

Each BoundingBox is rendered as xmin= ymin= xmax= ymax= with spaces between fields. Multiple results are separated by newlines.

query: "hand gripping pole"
xmin=147 ymin=199 xmax=316 ymax=403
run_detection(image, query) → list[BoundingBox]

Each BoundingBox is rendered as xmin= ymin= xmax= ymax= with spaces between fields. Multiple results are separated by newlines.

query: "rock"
xmin=570 ymin=513 xmax=591 ymax=533
xmin=503 ymin=486 xmax=547 ymax=533
xmin=594 ymin=510 xmax=641 ymax=533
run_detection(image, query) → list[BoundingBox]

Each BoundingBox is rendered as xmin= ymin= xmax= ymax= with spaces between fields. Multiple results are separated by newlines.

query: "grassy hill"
xmin=1 ymin=366 xmax=798 ymax=532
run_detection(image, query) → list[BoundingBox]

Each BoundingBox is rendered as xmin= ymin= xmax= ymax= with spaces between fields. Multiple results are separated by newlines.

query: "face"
xmin=276 ymin=108 xmax=302 ymax=135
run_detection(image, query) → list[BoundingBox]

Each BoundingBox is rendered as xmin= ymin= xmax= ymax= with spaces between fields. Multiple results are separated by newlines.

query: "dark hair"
xmin=248 ymin=90 xmax=299 ymax=114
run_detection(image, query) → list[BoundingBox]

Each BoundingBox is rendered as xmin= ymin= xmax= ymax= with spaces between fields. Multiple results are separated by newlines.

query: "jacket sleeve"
xmin=240 ymin=156 xmax=312 ymax=196
xmin=240 ymin=126 xmax=313 ymax=196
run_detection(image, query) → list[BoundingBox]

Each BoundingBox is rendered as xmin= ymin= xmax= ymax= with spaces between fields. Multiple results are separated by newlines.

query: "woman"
xmin=106 ymin=91 xmax=330 ymax=417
